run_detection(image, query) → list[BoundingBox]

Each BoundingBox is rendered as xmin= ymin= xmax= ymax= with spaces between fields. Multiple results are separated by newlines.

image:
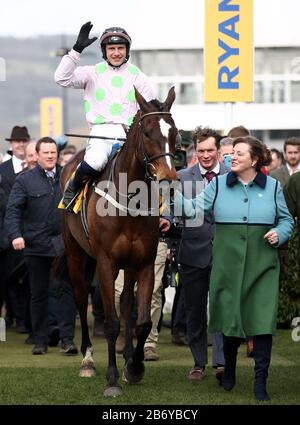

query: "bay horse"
xmin=60 ymin=87 xmax=178 ymax=397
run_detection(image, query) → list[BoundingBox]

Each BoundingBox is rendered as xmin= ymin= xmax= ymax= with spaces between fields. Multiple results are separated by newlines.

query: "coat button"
xmin=243 ymin=216 xmax=247 ymax=221
xmin=244 ymin=198 xmax=248 ymax=202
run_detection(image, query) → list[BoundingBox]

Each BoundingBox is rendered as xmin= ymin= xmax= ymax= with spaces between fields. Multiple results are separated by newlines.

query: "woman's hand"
xmin=264 ymin=230 xmax=279 ymax=245
xmin=173 ymin=189 xmax=196 ymax=218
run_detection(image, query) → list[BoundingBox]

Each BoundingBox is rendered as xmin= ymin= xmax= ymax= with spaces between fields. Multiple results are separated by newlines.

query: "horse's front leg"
xmin=97 ymin=257 xmax=122 ymax=397
xmin=124 ymin=264 xmax=154 ymax=384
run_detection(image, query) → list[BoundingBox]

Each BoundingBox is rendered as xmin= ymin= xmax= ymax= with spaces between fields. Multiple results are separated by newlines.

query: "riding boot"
xmin=222 ymin=335 xmax=241 ymax=391
xmin=62 ymin=161 xmax=98 ymax=211
xmin=253 ymin=334 xmax=272 ymax=401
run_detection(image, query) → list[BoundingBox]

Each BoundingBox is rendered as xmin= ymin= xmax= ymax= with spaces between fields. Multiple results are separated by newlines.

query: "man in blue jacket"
xmin=5 ymin=137 xmax=78 ymax=355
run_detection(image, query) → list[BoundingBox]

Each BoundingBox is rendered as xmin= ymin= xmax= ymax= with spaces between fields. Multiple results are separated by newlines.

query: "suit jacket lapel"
xmin=191 ymin=163 xmax=202 ymax=182
xmin=283 ymin=165 xmax=290 ymax=182
xmin=191 ymin=163 xmax=203 ymax=198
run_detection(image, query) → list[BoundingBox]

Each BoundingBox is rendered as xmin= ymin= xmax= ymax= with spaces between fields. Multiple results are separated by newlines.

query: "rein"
xmin=64 ymin=133 xmax=127 ymax=142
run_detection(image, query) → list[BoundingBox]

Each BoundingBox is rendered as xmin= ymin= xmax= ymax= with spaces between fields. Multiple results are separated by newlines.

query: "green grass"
xmin=0 ymin=320 xmax=299 ymax=405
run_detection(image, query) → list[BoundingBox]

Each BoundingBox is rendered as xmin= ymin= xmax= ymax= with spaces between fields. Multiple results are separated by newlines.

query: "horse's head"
xmin=134 ymin=86 xmax=178 ymax=183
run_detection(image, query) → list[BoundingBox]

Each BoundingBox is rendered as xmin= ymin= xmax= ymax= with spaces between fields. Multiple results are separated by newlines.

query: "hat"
xmin=5 ymin=126 xmax=30 ymax=142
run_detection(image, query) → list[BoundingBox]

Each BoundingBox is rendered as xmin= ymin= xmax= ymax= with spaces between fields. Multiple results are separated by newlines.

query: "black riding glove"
xmin=73 ymin=21 xmax=97 ymax=53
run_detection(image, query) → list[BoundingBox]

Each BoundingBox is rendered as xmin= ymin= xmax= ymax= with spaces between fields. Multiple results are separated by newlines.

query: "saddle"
xmin=58 ymin=143 xmax=122 ymax=214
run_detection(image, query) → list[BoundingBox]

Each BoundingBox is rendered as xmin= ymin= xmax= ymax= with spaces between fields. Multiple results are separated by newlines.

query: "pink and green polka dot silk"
xmin=55 ymin=49 xmax=154 ymax=128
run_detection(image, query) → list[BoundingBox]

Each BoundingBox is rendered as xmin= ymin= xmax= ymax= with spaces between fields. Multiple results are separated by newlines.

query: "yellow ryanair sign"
xmin=40 ymin=97 xmax=62 ymax=137
xmin=204 ymin=0 xmax=253 ymax=102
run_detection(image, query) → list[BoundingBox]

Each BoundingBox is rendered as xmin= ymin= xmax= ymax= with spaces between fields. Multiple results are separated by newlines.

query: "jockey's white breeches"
xmin=84 ymin=124 xmax=126 ymax=171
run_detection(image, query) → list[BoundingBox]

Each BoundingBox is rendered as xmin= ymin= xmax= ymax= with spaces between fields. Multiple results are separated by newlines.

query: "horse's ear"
xmin=164 ymin=86 xmax=176 ymax=111
xmin=134 ymin=86 xmax=149 ymax=111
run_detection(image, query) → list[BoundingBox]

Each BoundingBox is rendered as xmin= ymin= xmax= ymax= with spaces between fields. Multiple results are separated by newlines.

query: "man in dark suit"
xmin=270 ymin=137 xmax=300 ymax=187
xmin=270 ymin=137 xmax=300 ymax=328
xmin=5 ymin=137 xmax=78 ymax=355
xmin=177 ymin=126 xmax=227 ymax=382
xmin=0 ymin=126 xmax=30 ymax=331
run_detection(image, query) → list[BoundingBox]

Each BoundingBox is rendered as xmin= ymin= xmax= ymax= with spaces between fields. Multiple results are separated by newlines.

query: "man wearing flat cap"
xmin=0 ymin=126 xmax=30 ymax=332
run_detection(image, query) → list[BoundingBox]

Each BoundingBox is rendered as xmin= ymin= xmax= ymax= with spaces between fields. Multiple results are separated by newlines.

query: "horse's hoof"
xmin=103 ymin=386 xmax=122 ymax=397
xmin=79 ymin=366 xmax=96 ymax=378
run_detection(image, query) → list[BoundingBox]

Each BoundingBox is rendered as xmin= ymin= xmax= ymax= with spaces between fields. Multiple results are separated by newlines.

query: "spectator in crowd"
xmin=270 ymin=137 xmax=300 ymax=186
xmin=227 ymin=125 xmax=250 ymax=138
xmin=266 ymin=148 xmax=284 ymax=173
xmin=170 ymin=144 xmax=201 ymax=346
xmin=218 ymin=137 xmax=234 ymax=166
xmin=55 ymin=22 xmax=153 ymax=210
xmin=284 ymin=172 xmax=300 ymax=278
xmin=176 ymin=136 xmax=293 ymax=401
xmin=25 ymin=140 xmax=38 ymax=170
xmin=0 ymin=126 xmax=30 ymax=331
xmin=270 ymin=137 xmax=300 ymax=325
xmin=5 ymin=137 xmax=78 ymax=355
xmin=186 ymin=144 xmax=198 ymax=168
xmin=177 ymin=126 xmax=226 ymax=383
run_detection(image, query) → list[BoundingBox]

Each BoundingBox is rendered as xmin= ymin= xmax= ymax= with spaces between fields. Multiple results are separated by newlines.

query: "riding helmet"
xmin=99 ymin=27 xmax=132 ymax=62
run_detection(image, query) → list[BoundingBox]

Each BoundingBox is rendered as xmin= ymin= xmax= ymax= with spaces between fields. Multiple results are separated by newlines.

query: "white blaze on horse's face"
xmin=159 ymin=118 xmax=172 ymax=170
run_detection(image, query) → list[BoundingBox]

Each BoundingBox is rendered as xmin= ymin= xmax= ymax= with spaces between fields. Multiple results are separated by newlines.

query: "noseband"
xmin=138 ymin=111 xmax=175 ymax=181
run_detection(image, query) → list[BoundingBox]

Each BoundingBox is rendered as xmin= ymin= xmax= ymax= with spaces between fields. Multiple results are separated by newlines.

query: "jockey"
xmin=54 ymin=22 xmax=154 ymax=210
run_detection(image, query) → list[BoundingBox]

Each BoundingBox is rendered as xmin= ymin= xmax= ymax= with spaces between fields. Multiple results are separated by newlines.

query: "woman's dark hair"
xmin=233 ymin=136 xmax=271 ymax=171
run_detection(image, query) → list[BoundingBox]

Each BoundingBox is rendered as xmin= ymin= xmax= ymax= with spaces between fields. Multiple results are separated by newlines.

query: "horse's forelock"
xmin=149 ymin=99 xmax=164 ymax=111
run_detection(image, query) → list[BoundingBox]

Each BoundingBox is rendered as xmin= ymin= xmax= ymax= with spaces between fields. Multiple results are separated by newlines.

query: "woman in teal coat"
xmin=176 ymin=136 xmax=294 ymax=401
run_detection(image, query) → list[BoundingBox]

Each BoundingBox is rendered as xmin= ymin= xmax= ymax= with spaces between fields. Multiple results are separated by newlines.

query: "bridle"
xmin=138 ymin=111 xmax=175 ymax=181
xmin=93 ymin=110 xmax=177 ymax=216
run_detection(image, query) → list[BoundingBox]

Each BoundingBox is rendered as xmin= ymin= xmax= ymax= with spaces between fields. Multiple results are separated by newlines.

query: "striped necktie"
xmin=204 ymin=171 xmax=216 ymax=182
xmin=46 ymin=170 xmax=55 ymax=179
